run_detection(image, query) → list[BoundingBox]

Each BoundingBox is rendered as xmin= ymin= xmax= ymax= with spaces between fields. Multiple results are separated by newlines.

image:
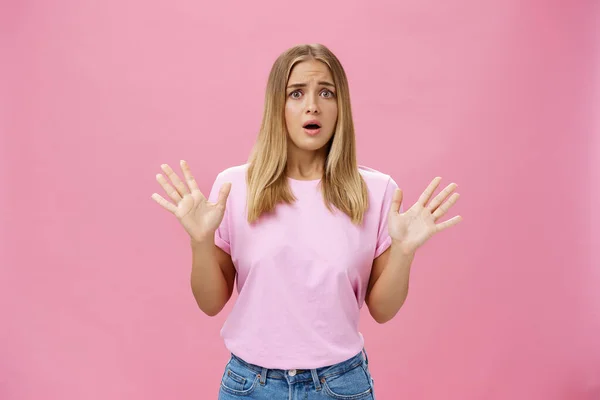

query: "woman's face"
xmin=284 ymin=59 xmax=338 ymax=154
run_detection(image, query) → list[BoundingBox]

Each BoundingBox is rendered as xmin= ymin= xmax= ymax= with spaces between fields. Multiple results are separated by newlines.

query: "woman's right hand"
xmin=151 ymin=160 xmax=232 ymax=242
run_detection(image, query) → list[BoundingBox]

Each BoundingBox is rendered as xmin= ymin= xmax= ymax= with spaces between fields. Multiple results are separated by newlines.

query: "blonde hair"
xmin=246 ymin=43 xmax=368 ymax=225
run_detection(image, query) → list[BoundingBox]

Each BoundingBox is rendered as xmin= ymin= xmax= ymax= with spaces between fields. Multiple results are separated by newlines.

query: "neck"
xmin=286 ymin=148 xmax=326 ymax=181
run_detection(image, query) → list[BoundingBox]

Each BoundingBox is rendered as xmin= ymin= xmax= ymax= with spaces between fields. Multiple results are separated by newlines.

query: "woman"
xmin=151 ymin=43 xmax=462 ymax=399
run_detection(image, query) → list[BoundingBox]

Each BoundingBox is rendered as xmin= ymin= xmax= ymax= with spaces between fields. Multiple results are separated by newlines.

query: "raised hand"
xmin=151 ymin=160 xmax=231 ymax=242
xmin=388 ymin=177 xmax=462 ymax=254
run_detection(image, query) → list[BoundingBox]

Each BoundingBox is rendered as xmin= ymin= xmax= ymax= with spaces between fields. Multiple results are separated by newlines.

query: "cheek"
xmin=325 ymin=103 xmax=338 ymax=125
xmin=285 ymin=103 xmax=300 ymax=126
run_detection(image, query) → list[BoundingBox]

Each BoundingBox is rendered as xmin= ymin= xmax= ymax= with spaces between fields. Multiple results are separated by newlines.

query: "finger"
xmin=216 ymin=182 xmax=232 ymax=207
xmin=432 ymin=193 xmax=460 ymax=220
xmin=417 ymin=177 xmax=442 ymax=207
xmin=428 ymin=183 xmax=458 ymax=213
xmin=156 ymin=174 xmax=183 ymax=203
xmin=435 ymin=215 xmax=463 ymax=233
xmin=151 ymin=193 xmax=177 ymax=214
xmin=389 ymin=188 xmax=403 ymax=214
xmin=161 ymin=163 xmax=190 ymax=197
xmin=180 ymin=160 xmax=202 ymax=194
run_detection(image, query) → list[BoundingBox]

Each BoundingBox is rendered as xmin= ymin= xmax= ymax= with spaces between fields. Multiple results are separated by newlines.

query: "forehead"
xmin=288 ymin=59 xmax=333 ymax=83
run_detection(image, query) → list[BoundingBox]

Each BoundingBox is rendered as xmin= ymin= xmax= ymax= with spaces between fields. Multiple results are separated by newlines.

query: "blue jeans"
xmin=218 ymin=348 xmax=376 ymax=400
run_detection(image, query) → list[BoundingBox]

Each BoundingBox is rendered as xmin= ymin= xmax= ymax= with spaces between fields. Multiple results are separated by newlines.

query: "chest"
xmin=230 ymin=196 xmax=378 ymax=283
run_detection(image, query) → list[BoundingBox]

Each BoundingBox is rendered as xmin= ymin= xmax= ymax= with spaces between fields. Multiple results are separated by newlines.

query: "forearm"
xmin=367 ymin=241 xmax=416 ymax=323
xmin=190 ymin=238 xmax=229 ymax=316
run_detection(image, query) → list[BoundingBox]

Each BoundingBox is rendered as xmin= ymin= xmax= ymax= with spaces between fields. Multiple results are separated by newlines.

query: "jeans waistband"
xmin=229 ymin=348 xmax=369 ymax=390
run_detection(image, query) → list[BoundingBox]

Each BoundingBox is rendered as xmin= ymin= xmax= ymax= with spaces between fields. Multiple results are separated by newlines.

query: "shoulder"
xmin=208 ymin=163 xmax=249 ymax=205
xmin=215 ymin=163 xmax=249 ymax=183
xmin=358 ymin=165 xmax=395 ymax=191
xmin=358 ymin=165 xmax=400 ymax=216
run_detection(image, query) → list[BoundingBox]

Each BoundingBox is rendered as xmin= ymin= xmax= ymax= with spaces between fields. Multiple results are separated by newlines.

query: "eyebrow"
xmin=286 ymin=81 xmax=335 ymax=90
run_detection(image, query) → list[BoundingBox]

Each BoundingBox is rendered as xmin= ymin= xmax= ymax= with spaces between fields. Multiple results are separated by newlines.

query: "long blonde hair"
xmin=246 ymin=43 xmax=368 ymax=225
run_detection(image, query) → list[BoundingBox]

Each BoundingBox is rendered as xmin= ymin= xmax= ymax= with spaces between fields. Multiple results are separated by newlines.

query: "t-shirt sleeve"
xmin=207 ymin=172 xmax=231 ymax=255
xmin=374 ymin=176 xmax=403 ymax=259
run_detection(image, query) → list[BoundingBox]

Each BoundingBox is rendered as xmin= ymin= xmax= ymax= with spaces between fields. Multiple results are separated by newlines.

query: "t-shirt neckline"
xmin=287 ymin=176 xmax=322 ymax=184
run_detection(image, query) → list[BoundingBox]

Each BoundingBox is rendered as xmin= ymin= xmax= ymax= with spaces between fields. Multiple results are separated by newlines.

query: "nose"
xmin=305 ymin=94 xmax=320 ymax=114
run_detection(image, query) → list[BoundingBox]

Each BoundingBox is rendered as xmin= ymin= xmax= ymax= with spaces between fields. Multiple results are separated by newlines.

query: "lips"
xmin=303 ymin=120 xmax=322 ymax=129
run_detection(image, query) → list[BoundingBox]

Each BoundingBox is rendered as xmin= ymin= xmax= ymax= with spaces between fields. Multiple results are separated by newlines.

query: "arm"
xmin=190 ymin=237 xmax=236 ymax=317
xmin=151 ymin=161 xmax=236 ymax=317
xmin=365 ymin=241 xmax=415 ymax=324
xmin=365 ymin=176 xmax=462 ymax=324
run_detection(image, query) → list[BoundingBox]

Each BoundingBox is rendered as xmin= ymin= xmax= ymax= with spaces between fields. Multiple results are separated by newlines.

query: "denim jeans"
xmin=218 ymin=348 xmax=376 ymax=400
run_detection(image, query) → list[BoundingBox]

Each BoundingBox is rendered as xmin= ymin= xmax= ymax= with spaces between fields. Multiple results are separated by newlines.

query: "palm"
xmin=388 ymin=177 xmax=463 ymax=253
xmin=389 ymin=203 xmax=437 ymax=251
xmin=151 ymin=161 xmax=231 ymax=242
xmin=176 ymin=190 xmax=225 ymax=238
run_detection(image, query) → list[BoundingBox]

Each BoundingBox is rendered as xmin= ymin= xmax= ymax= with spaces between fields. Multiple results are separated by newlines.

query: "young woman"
xmin=151 ymin=43 xmax=462 ymax=399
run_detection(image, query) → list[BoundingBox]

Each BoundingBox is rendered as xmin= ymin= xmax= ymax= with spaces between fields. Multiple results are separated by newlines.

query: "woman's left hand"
xmin=388 ymin=177 xmax=463 ymax=254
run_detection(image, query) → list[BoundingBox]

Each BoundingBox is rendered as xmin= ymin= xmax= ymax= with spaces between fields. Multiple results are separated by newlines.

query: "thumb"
xmin=390 ymin=188 xmax=403 ymax=214
xmin=216 ymin=182 xmax=232 ymax=207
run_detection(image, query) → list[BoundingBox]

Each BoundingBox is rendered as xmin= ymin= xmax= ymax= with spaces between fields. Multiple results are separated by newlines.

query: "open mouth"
xmin=303 ymin=121 xmax=322 ymax=131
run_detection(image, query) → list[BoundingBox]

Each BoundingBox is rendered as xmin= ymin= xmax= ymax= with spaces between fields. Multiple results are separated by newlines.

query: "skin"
xmin=366 ymin=177 xmax=462 ymax=323
xmin=152 ymin=59 xmax=464 ymax=322
xmin=284 ymin=59 xmax=338 ymax=180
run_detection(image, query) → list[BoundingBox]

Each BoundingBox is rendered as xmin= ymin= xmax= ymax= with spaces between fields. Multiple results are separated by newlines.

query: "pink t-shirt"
xmin=207 ymin=163 xmax=401 ymax=369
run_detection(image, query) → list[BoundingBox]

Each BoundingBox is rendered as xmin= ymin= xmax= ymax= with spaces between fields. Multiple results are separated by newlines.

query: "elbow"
xmin=198 ymin=301 xmax=224 ymax=317
xmin=190 ymin=286 xmax=226 ymax=317
xmin=203 ymin=308 xmax=221 ymax=317
xmin=372 ymin=312 xmax=394 ymax=324
xmin=366 ymin=302 xmax=394 ymax=324
xmin=367 ymin=297 xmax=406 ymax=324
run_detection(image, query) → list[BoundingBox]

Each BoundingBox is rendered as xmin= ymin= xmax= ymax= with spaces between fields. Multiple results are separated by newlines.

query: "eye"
xmin=289 ymin=90 xmax=302 ymax=99
xmin=321 ymin=89 xmax=335 ymax=98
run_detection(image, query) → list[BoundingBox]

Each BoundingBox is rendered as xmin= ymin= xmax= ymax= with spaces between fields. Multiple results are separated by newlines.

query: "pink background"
xmin=2 ymin=0 xmax=599 ymax=399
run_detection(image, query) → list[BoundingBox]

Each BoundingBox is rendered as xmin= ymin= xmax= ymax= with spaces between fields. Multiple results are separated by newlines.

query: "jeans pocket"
xmin=219 ymin=359 xmax=260 ymax=397
xmin=361 ymin=362 xmax=376 ymax=399
xmin=321 ymin=364 xmax=373 ymax=400
xmin=361 ymin=361 xmax=375 ymax=387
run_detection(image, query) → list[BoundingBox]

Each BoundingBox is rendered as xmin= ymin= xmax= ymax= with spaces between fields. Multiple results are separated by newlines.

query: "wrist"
xmin=190 ymin=232 xmax=214 ymax=247
xmin=391 ymin=239 xmax=417 ymax=256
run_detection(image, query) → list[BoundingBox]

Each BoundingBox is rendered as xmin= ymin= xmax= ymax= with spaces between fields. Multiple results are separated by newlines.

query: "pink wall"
xmin=2 ymin=1 xmax=598 ymax=399
xmin=589 ymin=6 xmax=600 ymax=400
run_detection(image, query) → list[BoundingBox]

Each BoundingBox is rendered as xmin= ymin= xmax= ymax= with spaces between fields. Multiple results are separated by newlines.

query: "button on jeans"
xmin=218 ymin=348 xmax=376 ymax=400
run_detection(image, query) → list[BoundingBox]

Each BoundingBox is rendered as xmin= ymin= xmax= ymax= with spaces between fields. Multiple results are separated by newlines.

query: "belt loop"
xmin=362 ymin=347 xmax=369 ymax=365
xmin=259 ymin=367 xmax=268 ymax=386
xmin=310 ymin=369 xmax=322 ymax=391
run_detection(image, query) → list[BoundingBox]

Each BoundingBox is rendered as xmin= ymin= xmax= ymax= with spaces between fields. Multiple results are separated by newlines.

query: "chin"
xmin=292 ymin=137 xmax=332 ymax=152
xmin=300 ymin=143 xmax=328 ymax=152
xmin=291 ymin=130 xmax=333 ymax=147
